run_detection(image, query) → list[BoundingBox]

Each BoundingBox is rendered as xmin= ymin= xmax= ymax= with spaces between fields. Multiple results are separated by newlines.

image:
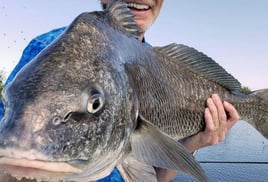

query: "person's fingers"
xmin=204 ymin=107 xmax=214 ymax=132
xmin=206 ymin=97 xmax=219 ymax=129
xmin=211 ymin=94 xmax=227 ymax=132
xmin=223 ymin=101 xmax=240 ymax=129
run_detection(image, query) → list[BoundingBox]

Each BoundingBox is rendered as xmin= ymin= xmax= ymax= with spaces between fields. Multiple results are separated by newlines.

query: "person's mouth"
xmin=126 ymin=2 xmax=151 ymax=11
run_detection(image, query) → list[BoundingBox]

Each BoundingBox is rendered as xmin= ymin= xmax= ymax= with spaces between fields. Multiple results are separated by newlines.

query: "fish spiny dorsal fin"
xmin=106 ymin=0 xmax=139 ymax=39
xmin=154 ymin=43 xmax=241 ymax=92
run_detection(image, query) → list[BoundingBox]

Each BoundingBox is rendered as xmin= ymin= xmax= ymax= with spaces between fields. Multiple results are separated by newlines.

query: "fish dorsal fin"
xmin=154 ymin=43 xmax=241 ymax=92
xmin=106 ymin=0 xmax=139 ymax=39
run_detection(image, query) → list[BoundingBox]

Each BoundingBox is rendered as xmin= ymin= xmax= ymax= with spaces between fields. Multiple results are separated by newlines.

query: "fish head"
xmin=0 ymin=5 xmax=139 ymax=181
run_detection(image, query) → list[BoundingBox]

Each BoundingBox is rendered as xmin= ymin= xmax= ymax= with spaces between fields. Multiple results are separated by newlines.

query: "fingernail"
xmin=223 ymin=101 xmax=230 ymax=106
xmin=212 ymin=94 xmax=219 ymax=99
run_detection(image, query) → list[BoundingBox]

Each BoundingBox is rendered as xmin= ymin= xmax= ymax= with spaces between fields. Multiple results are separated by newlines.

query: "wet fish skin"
xmin=128 ymin=43 xmax=268 ymax=140
xmin=0 ymin=3 xmax=139 ymax=181
xmin=0 ymin=1 xmax=208 ymax=181
xmin=0 ymin=1 xmax=267 ymax=182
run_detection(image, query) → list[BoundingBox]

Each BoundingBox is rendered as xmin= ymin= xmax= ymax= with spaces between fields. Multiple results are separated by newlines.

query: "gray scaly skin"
xmin=0 ymin=2 xmax=138 ymax=182
xmin=127 ymin=44 xmax=268 ymax=140
xmin=0 ymin=1 xmax=267 ymax=182
xmin=0 ymin=1 xmax=208 ymax=182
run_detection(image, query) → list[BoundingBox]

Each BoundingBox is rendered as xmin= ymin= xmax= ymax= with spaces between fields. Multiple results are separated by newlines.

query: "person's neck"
xmin=138 ymin=33 xmax=145 ymax=42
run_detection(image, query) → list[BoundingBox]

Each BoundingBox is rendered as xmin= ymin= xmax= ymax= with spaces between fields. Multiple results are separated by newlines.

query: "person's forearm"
xmin=179 ymin=136 xmax=199 ymax=154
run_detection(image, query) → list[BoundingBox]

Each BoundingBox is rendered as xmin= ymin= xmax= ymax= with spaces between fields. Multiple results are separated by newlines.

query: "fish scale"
xmin=0 ymin=1 xmax=267 ymax=182
xmin=132 ymin=49 xmax=255 ymax=138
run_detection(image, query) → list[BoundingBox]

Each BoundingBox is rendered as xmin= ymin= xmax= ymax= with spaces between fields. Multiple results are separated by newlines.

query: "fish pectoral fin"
xmin=117 ymin=154 xmax=157 ymax=182
xmin=130 ymin=115 xmax=209 ymax=182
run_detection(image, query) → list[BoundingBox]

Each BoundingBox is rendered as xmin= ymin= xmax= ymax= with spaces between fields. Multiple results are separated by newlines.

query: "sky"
xmin=0 ymin=0 xmax=268 ymax=90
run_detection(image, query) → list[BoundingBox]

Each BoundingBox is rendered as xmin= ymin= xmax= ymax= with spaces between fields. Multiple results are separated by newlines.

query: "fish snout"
xmin=0 ymin=113 xmax=17 ymax=148
xmin=0 ymin=111 xmax=34 ymax=150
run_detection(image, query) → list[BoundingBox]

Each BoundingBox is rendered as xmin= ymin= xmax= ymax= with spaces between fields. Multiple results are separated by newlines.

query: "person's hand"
xmin=180 ymin=94 xmax=240 ymax=153
xmin=154 ymin=94 xmax=240 ymax=182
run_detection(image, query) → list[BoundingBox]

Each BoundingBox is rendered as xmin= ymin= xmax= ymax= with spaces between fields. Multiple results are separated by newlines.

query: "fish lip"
xmin=0 ymin=157 xmax=83 ymax=174
xmin=0 ymin=165 xmax=72 ymax=181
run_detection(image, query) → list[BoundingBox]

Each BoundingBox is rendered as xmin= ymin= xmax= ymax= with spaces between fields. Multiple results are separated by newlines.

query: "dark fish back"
xmin=126 ymin=43 xmax=262 ymax=139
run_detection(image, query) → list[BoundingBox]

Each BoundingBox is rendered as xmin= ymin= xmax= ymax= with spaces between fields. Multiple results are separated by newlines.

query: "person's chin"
xmin=133 ymin=18 xmax=151 ymax=31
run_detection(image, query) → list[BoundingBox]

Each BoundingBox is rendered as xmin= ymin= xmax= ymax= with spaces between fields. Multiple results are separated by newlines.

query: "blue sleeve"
xmin=98 ymin=167 xmax=124 ymax=182
xmin=0 ymin=102 xmax=3 ymax=119
xmin=0 ymin=26 xmax=124 ymax=182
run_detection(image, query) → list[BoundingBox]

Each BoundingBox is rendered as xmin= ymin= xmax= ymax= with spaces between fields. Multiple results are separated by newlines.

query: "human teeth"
xmin=127 ymin=3 xmax=149 ymax=10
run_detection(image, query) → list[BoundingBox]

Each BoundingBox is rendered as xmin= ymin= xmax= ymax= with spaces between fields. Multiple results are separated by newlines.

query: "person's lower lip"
xmin=129 ymin=8 xmax=150 ymax=16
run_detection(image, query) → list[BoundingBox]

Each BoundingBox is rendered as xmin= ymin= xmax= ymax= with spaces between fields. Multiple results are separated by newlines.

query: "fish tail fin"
xmin=247 ymin=89 xmax=268 ymax=139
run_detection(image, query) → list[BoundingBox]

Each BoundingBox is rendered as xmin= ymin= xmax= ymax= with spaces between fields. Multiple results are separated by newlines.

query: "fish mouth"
xmin=0 ymin=157 xmax=82 ymax=180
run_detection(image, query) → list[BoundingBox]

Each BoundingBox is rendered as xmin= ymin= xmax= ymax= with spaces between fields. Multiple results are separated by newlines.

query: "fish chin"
xmin=0 ymin=157 xmax=83 ymax=181
xmin=0 ymin=165 xmax=72 ymax=181
xmin=0 ymin=156 xmax=119 ymax=181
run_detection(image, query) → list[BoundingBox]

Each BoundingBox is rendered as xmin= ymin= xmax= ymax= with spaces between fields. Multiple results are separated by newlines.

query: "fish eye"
xmin=87 ymin=93 xmax=105 ymax=114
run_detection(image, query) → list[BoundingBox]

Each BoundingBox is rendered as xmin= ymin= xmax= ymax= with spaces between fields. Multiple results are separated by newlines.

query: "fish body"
xmin=131 ymin=44 xmax=268 ymax=140
xmin=0 ymin=1 xmax=267 ymax=182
